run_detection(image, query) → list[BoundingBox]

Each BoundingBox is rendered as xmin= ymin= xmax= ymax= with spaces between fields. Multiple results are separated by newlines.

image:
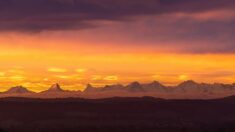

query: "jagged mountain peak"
xmin=41 ymin=83 xmax=65 ymax=93
xmin=86 ymin=84 xmax=94 ymax=89
xmin=49 ymin=83 xmax=62 ymax=91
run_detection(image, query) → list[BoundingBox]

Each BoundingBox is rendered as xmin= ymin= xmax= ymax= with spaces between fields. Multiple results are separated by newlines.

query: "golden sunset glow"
xmin=48 ymin=68 xmax=67 ymax=73
xmin=0 ymin=0 xmax=235 ymax=93
xmin=1 ymin=33 xmax=235 ymax=93
xmin=1 ymin=1 xmax=235 ymax=132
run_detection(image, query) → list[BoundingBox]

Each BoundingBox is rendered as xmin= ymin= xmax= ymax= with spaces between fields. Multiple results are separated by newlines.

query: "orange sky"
xmin=0 ymin=32 xmax=235 ymax=92
xmin=0 ymin=0 xmax=235 ymax=93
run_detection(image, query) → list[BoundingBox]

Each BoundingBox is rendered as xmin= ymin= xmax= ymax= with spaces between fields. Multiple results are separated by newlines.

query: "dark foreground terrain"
xmin=1 ymin=97 xmax=235 ymax=132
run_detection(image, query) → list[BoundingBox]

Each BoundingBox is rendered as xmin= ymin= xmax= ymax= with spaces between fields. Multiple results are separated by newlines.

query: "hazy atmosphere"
xmin=0 ymin=0 xmax=235 ymax=92
xmin=1 ymin=1 xmax=235 ymax=132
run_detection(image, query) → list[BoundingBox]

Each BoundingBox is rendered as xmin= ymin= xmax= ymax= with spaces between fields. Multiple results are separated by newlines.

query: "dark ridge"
xmin=0 ymin=96 xmax=165 ymax=103
xmin=1 ymin=96 xmax=235 ymax=131
xmin=1 ymin=95 xmax=235 ymax=103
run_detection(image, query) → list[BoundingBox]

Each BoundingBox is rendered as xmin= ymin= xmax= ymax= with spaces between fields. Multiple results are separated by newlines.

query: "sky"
xmin=0 ymin=0 xmax=235 ymax=92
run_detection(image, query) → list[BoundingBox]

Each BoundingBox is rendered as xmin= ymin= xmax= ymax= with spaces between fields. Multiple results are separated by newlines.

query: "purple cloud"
xmin=0 ymin=0 xmax=234 ymax=31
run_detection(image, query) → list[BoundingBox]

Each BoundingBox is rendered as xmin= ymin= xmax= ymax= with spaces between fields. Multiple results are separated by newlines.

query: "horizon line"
xmin=2 ymin=80 xmax=235 ymax=93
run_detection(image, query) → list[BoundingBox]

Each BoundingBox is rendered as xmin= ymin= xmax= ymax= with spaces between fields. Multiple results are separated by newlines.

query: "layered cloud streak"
xmin=0 ymin=0 xmax=234 ymax=31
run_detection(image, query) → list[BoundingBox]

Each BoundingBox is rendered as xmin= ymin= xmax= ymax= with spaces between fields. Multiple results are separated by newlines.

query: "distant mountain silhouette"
xmin=84 ymin=84 xmax=126 ymax=93
xmin=175 ymin=80 xmax=201 ymax=92
xmin=1 ymin=80 xmax=235 ymax=99
xmin=178 ymin=80 xmax=198 ymax=87
xmin=126 ymin=82 xmax=145 ymax=92
xmin=101 ymin=84 xmax=125 ymax=92
xmin=41 ymin=83 xmax=66 ymax=93
xmin=83 ymin=84 xmax=100 ymax=93
xmin=142 ymin=81 xmax=167 ymax=92
xmin=80 ymin=80 xmax=235 ymax=99
xmin=3 ymin=86 xmax=34 ymax=94
xmin=174 ymin=80 xmax=235 ymax=94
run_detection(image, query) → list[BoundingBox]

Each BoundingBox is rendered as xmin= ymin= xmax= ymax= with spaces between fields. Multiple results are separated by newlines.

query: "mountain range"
xmin=1 ymin=80 xmax=235 ymax=99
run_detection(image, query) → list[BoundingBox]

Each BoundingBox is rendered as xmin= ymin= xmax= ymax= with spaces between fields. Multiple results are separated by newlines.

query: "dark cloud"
xmin=0 ymin=0 xmax=234 ymax=31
